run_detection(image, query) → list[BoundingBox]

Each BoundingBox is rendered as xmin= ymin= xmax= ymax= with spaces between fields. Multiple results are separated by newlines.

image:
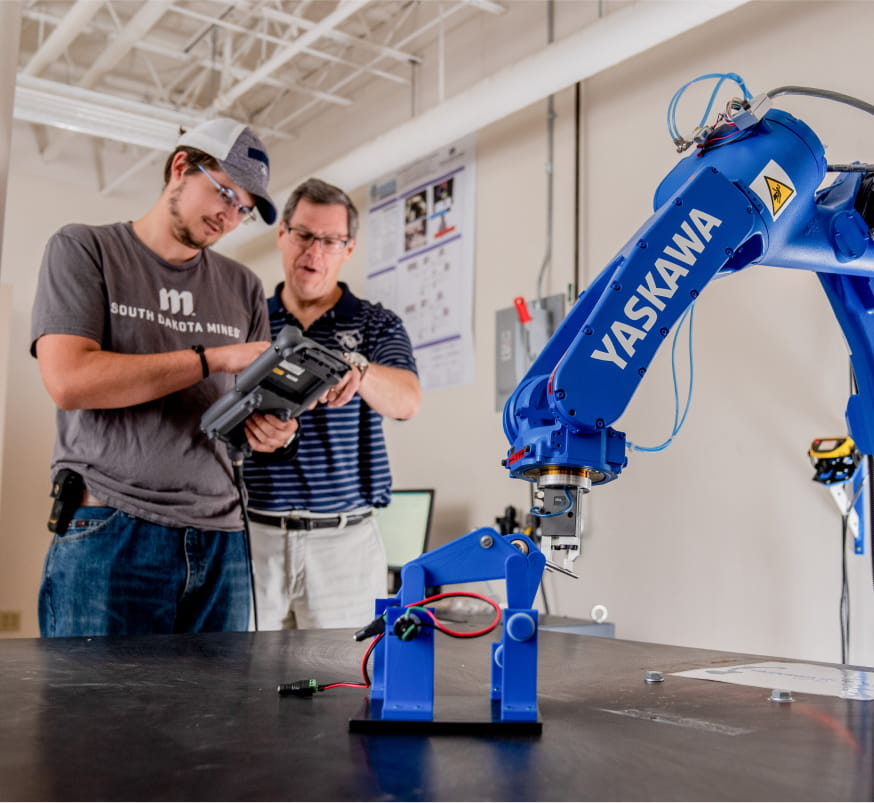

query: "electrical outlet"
xmin=0 ymin=611 xmax=21 ymax=632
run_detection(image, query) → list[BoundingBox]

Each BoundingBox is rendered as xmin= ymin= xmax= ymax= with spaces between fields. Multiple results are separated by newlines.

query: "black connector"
xmin=393 ymin=612 xmax=423 ymax=642
xmin=353 ymin=615 xmax=386 ymax=642
xmin=277 ymin=679 xmax=319 ymax=697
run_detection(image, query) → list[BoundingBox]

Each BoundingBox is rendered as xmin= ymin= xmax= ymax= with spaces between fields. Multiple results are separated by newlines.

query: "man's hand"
xmin=244 ymin=412 xmax=299 ymax=453
xmin=319 ymin=360 xmax=362 ymax=408
xmin=317 ymin=358 xmax=420 ymax=420
xmin=205 ymin=341 xmax=272 ymax=375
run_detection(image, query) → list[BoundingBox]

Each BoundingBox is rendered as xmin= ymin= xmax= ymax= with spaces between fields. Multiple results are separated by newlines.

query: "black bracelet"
xmin=191 ymin=344 xmax=209 ymax=378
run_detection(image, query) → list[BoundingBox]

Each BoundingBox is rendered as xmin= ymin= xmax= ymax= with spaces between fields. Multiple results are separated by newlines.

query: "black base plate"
xmin=349 ymin=697 xmax=542 ymax=735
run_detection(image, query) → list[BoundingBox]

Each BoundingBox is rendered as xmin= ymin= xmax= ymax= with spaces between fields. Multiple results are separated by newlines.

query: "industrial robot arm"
xmin=504 ymin=87 xmax=874 ymax=567
xmin=362 ymin=81 xmax=874 ymax=728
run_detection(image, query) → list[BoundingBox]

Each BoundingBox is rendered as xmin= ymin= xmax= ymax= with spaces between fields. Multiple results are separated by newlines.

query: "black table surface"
xmin=1 ymin=628 xmax=872 ymax=801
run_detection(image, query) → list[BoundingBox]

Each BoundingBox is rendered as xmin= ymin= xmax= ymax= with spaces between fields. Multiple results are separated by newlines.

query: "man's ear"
xmin=169 ymin=151 xmax=190 ymax=182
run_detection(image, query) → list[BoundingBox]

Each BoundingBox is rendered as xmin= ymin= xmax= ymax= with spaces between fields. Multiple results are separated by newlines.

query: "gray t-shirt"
xmin=30 ymin=221 xmax=269 ymax=531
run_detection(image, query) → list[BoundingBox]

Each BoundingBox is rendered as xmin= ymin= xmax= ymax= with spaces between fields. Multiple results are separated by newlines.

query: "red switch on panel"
xmin=513 ymin=296 xmax=531 ymax=324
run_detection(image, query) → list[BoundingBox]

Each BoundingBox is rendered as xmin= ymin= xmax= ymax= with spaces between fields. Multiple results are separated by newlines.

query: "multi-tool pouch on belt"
xmin=48 ymin=469 xmax=84 ymax=534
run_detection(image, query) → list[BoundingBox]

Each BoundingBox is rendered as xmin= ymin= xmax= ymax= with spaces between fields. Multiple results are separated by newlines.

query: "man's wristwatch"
xmin=344 ymin=351 xmax=369 ymax=378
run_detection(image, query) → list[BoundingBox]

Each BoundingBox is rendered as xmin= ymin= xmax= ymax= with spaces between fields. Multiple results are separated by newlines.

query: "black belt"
xmin=246 ymin=509 xmax=373 ymax=531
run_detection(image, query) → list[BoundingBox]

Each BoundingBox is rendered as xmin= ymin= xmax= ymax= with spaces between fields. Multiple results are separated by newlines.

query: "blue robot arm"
xmin=364 ymin=84 xmax=874 ymax=729
xmin=504 ymin=94 xmax=874 ymax=566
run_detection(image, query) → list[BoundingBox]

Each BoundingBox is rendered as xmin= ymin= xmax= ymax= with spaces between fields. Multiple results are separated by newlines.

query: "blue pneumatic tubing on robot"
xmin=368 ymin=81 xmax=874 ymax=726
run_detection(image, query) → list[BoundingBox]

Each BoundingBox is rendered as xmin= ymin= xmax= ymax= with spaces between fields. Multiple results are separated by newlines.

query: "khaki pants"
xmin=247 ymin=515 xmax=387 ymax=630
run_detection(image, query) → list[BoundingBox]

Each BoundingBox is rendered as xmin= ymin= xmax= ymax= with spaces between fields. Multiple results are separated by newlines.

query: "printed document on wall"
xmin=365 ymin=135 xmax=476 ymax=392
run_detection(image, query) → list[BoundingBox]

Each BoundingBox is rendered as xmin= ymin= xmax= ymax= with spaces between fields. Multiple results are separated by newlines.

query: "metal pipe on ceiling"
xmin=213 ymin=0 xmax=369 ymax=112
xmin=22 ymin=0 xmax=101 ymax=77
xmin=225 ymin=0 xmax=752 ymax=246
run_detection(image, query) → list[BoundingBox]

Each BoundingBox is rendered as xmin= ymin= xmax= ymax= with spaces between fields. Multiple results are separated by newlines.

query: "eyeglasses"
xmin=196 ymin=164 xmax=256 ymax=223
xmin=284 ymin=224 xmax=349 ymax=254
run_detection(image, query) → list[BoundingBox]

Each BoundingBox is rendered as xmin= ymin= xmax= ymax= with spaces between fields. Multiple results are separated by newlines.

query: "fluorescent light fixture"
xmin=14 ymin=74 xmax=199 ymax=152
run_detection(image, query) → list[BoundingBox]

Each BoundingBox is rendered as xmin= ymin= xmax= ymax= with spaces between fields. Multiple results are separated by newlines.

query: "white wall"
xmin=0 ymin=1 xmax=21 ymax=544
xmin=0 ymin=1 xmax=22 ymax=634
xmin=0 ymin=126 xmax=153 ymax=638
xmin=0 ymin=284 xmax=11 ymax=508
xmin=2 ymin=1 xmax=872 ymax=665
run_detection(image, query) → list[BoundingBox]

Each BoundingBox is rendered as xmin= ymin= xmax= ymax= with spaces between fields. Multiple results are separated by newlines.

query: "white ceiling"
xmin=13 ymin=1 xmax=751 ymax=209
xmin=14 ymin=0 xmax=516 ymax=194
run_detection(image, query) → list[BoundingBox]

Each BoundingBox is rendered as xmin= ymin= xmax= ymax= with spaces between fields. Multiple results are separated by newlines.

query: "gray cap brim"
xmin=220 ymin=157 xmax=277 ymax=225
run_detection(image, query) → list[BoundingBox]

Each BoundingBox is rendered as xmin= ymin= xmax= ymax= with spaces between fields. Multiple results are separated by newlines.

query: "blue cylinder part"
xmin=506 ymin=612 xmax=537 ymax=642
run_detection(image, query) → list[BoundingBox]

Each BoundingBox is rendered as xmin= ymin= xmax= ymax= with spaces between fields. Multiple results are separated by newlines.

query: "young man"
xmin=244 ymin=178 xmax=421 ymax=629
xmin=31 ymin=118 xmax=298 ymax=637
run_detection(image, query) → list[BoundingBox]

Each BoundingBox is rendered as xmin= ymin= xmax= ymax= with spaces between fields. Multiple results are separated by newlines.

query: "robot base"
xmin=348 ymin=528 xmax=547 ymax=735
xmin=349 ymin=697 xmax=542 ymax=735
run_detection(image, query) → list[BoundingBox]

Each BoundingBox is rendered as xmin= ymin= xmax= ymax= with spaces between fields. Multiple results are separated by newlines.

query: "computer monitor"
xmin=375 ymin=489 xmax=435 ymax=592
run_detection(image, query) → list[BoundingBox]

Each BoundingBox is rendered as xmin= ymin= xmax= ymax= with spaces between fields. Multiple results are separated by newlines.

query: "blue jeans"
xmin=39 ymin=506 xmax=251 ymax=637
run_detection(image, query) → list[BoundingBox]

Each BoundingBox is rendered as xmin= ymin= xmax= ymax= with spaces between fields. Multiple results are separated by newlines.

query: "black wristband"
xmin=191 ymin=345 xmax=209 ymax=378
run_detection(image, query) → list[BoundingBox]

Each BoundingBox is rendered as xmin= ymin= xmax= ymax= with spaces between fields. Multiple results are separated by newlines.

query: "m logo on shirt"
xmin=160 ymin=288 xmax=194 ymax=316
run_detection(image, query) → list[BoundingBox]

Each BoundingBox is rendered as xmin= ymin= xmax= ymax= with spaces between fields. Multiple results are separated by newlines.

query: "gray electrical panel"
xmin=495 ymin=293 xmax=564 ymax=412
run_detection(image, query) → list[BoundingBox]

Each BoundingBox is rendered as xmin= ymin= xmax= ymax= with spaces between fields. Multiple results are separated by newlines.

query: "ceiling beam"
xmin=273 ymin=0 xmax=468 ymax=130
xmin=77 ymin=0 xmax=175 ymax=90
xmin=22 ymin=0 xmax=101 ymax=77
xmin=310 ymin=0 xmax=755 ymax=192
xmin=225 ymin=0 xmax=752 ymax=246
xmin=213 ymin=0 xmax=370 ymax=112
xmin=39 ymin=0 xmax=177 ymax=161
xmin=258 ymin=5 xmax=421 ymax=65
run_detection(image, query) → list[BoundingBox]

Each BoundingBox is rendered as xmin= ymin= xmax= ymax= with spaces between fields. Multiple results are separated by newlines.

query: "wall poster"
xmin=365 ymin=134 xmax=476 ymax=392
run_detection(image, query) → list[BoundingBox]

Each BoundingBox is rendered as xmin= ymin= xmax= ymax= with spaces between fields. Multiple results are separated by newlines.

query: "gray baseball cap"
xmin=177 ymin=118 xmax=277 ymax=224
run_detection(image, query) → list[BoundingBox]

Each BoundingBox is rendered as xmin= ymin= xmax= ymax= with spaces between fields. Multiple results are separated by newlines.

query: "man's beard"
xmin=169 ymin=182 xmax=220 ymax=250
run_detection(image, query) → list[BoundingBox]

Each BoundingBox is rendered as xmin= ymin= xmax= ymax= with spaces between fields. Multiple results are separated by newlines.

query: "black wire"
xmin=355 ymin=594 xmax=502 ymax=692
xmin=841 ymin=512 xmax=850 ymax=664
xmin=361 ymin=633 xmax=381 ymax=687
xmin=397 ymin=613 xmax=498 ymax=640
xmin=827 ymin=164 xmax=874 ymax=173
xmin=869 ymin=455 xmax=874 ymax=603
xmin=697 ymin=127 xmax=755 ymax=155
xmin=766 ymin=85 xmax=874 ymax=118
xmin=231 ymin=453 xmax=258 ymax=632
xmin=292 ymin=592 xmax=505 ymax=697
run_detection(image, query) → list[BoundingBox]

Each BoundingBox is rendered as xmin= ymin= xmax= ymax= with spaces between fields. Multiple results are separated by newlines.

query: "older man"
xmin=245 ymin=178 xmax=421 ymax=629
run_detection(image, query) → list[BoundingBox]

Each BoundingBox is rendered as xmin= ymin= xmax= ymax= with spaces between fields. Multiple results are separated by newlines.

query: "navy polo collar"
xmin=270 ymin=281 xmax=363 ymax=326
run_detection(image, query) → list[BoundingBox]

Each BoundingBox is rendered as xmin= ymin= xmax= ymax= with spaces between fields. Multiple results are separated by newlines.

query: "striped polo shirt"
xmin=243 ymin=282 xmax=417 ymax=513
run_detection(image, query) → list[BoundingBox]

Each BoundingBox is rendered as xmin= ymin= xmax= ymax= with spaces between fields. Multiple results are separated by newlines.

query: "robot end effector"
xmin=532 ymin=478 xmax=591 ymax=577
xmin=532 ymin=477 xmax=589 ymax=574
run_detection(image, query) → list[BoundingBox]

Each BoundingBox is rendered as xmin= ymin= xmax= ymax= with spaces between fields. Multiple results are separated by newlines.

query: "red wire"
xmin=406 ymin=590 xmax=502 ymax=638
xmin=322 ymin=682 xmax=367 ymax=690
xmin=312 ymin=592 xmax=504 ymax=695
xmin=703 ymin=129 xmax=739 ymax=144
